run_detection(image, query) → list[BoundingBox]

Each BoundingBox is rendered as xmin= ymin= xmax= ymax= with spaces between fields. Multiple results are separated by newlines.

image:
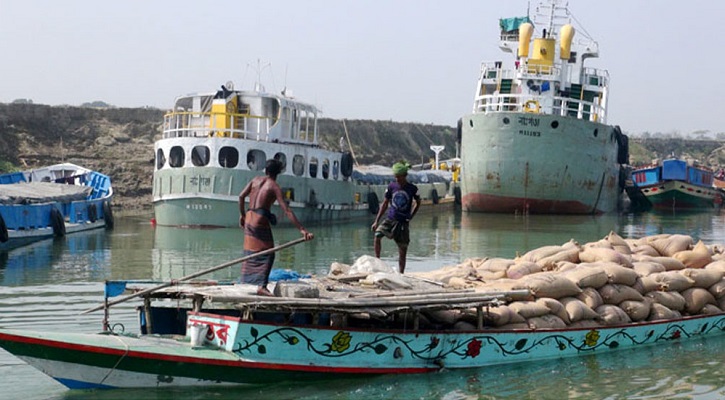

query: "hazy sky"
xmin=2 ymin=1 xmax=724 ymax=135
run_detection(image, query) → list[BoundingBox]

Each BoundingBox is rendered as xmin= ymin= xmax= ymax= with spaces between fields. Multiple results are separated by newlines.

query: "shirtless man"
xmin=238 ymin=159 xmax=314 ymax=296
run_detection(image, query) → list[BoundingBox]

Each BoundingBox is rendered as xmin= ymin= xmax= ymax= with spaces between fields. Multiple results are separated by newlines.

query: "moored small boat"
xmin=153 ymin=81 xmax=458 ymax=228
xmin=0 ymin=163 xmax=114 ymax=250
xmin=629 ymin=159 xmax=718 ymax=211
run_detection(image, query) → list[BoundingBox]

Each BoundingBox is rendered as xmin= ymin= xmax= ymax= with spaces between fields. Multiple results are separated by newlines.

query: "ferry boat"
xmin=630 ymin=159 xmax=718 ymax=210
xmin=153 ymin=82 xmax=457 ymax=228
xmin=0 ymin=163 xmax=113 ymax=250
xmin=459 ymin=0 xmax=629 ymax=214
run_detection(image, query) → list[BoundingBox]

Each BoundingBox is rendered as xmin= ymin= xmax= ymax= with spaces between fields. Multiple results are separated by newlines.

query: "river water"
xmin=2 ymin=209 xmax=725 ymax=399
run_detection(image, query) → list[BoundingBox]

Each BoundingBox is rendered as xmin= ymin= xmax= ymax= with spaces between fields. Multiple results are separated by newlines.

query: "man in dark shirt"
xmin=371 ymin=161 xmax=421 ymax=273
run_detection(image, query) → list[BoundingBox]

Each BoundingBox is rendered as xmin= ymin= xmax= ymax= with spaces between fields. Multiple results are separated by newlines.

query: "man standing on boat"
xmin=238 ymin=159 xmax=314 ymax=296
xmin=371 ymin=161 xmax=421 ymax=274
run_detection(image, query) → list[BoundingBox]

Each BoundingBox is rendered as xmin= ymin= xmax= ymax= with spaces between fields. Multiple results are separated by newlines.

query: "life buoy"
xmin=88 ymin=204 xmax=97 ymax=223
xmin=367 ymin=192 xmax=380 ymax=215
xmin=50 ymin=208 xmax=66 ymax=237
xmin=0 ymin=213 xmax=8 ymax=243
xmin=523 ymin=100 xmax=540 ymax=113
xmin=453 ymin=186 xmax=462 ymax=205
xmin=103 ymin=202 xmax=115 ymax=230
xmin=431 ymin=189 xmax=439 ymax=205
xmin=341 ymin=152 xmax=354 ymax=178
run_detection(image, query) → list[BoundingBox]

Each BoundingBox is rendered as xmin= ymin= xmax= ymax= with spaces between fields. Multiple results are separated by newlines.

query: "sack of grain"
xmin=645 ymin=291 xmax=686 ymax=311
xmin=705 ymin=260 xmax=725 ymax=274
xmin=516 ymin=244 xmax=570 ymax=263
xmin=576 ymin=287 xmax=604 ymax=309
xmin=605 ymin=231 xmax=632 ymax=255
xmin=648 ymin=303 xmax=681 ymax=321
xmin=636 ymin=276 xmax=661 ymax=293
xmin=568 ymin=320 xmax=602 ymax=329
xmin=599 ymin=262 xmax=639 ymax=286
xmin=476 ymin=257 xmax=515 ymax=272
xmin=562 ymin=265 xmax=609 ymax=289
xmin=472 ymin=305 xmax=526 ymax=327
xmin=630 ymin=243 xmax=660 ymax=257
xmin=508 ymin=300 xmax=551 ymax=319
xmin=701 ymin=304 xmax=723 ymax=315
xmin=527 ymin=314 xmax=567 ymax=330
xmin=596 ymin=304 xmax=632 ymax=326
xmin=599 ymin=284 xmax=645 ymax=304
xmin=536 ymin=297 xmax=571 ymax=324
xmin=681 ymin=287 xmax=717 ymax=314
xmin=673 ymin=241 xmax=713 ymax=269
xmin=453 ymin=321 xmax=477 ymax=331
xmin=579 ymin=247 xmax=633 ymax=268
xmin=536 ymin=247 xmax=581 ymax=271
xmin=521 ymin=272 xmax=582 ymax=299
xmin=507 ymin=261 xmax=543 ymax=279
xmin=680 ymin=268 xmax=723 ymax=288
xmin=709 ymin=278 xmax=725 ymax=299
xmin=560 ymin=297 xmax=600 ymax=322
xmin=619 ymin=299 xmax=652 ymax=322
xmin=651 ymin=271 xmax=695 ymax=292
xmin=632 ymin=261 xmax=666 ymax=277
xmin=650 ymin=234 xmax=693 ymax=257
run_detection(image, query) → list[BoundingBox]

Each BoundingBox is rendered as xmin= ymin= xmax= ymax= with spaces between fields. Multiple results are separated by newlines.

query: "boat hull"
xmin=460 ymin=112 xmax=623 ymax=214
xmin=640 ymin=180 xmax=717 ymax=210
xmin=3 ymin=312 xmax=725 ymax=389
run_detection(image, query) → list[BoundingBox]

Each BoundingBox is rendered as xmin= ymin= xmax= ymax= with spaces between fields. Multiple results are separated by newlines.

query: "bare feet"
xmin=256 ymin=287 xmax=274 ymax=297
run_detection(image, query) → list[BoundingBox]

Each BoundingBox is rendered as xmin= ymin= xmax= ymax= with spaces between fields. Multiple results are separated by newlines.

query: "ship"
xmin=459 ymin=0 xmax=629 ymax=214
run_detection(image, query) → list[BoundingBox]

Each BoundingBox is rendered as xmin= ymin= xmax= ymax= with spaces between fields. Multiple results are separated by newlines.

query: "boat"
xmin=2 ymin=232 xmax=725 ymax=390
xmin=629 ymin=159 xmax=718 ymax=211
xmin=458 ymin=0 xmax=629 ymax=214
xmin=0 ymin=163 xmax=114 ymax=251
xmin=152 ymin=81 xmax=458 ymax=228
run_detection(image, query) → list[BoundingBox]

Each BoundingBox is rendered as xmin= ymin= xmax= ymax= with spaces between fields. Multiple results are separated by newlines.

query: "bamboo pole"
xmin=81 ymin=237 xmax=309 ymax=314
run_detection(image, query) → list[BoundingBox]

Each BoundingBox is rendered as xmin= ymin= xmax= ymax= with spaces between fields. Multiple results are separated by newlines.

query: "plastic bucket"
xmin=188 ymin=323 xmax=205 ymax=347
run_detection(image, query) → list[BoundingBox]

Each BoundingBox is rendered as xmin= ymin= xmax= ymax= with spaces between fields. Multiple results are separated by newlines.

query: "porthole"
xmin=246 ymin=149 xmax=266 ymax=171
xmin=191 ymin=146 xmax=210 ymax=166
xmin=593 ymin=128 xmax=599 ymax=137
xmin=274 ymin=152 xmax=287 ymax=173
xmin=219 ymin=147 xmax=239 ymax=168
xmin=502 ymin=117 xmax=510 ymax=125
xmin=551 ymin=120 xmax=559 ymax=129
xmin=292 ymin=155 xmax=305 ymax=177
xmin=332 ymin=160 xmax=339 ymax=180
xmin=309 ymin=157 xmax=319 ymax=178
xmin=469 ymin=120 xmax=473 ymax=127
xmin=156 ymin=148 xmax=166 ymax=170
xmin=169 ymin=146 xmax=185 ymax=168
xmin=322 ymin=159 xmax=330 ymax=179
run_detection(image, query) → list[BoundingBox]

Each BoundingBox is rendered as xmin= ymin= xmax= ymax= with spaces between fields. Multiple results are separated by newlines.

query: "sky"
xmin=2 ymin=0 xmax=724 ymax=136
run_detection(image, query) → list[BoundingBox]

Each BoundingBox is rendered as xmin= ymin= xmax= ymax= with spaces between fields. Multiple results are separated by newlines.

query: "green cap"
xmin=392 ymin=161 xmax=410 ymax=176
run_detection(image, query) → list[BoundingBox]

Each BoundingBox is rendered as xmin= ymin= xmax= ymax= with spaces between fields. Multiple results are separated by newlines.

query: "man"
xmin=239 ymin=159 xmax=314 ymax=296
xmin=371 ymin=161 xmax=421 ymax=273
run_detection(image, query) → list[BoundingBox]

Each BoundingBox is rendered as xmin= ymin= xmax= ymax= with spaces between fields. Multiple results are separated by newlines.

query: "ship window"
xmin=247 ymin=149 xmax=266 ymax=171
xmin=191 ymin=146 xmax=210 ymax=166
xmin=322 ymin=159 xmax=330 ymax=179
xmin=156 ymin=149 xmax=166 ymax=170
xmin=469 ymin=120 xmax=473 ymax=127
xmin=292 ymin=155 xmax=305 ymax=176
xmin=273 ymin=152 xmax=287 ymax=173
xmin=551 ymin=120 xmax=559 ymax=129
xmin=502 ymin=117 xmax=510 ymax=125
xmin=593 ymin=129 xmax=599 ymax=137
xmin=169 ymin=146 xmax=185 ymax=168
xmin=219 ymin=146 xmax=239 ymax=168
xmin=309 ymin=157 xmax=318 ymax=178
xmin=332 ymin=160 xmax=339 ymax=180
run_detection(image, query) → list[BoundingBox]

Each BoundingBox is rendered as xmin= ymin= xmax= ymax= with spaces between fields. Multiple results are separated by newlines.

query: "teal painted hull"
xmin=640 ymin=181 xmax=717 ymax=210
xmin=3 ymin=311 xmax=725 ymax=389
xmin=460 ymin=112 xmax=623 ymax=214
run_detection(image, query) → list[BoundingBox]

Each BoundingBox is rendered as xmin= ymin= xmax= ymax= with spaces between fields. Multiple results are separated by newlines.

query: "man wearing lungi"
xmin=238 ymin=159 xmax=314 ymax=296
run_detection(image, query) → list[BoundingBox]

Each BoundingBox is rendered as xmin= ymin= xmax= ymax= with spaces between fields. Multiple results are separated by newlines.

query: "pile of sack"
xmin=408 ymin=232 xmax=725 ymax=330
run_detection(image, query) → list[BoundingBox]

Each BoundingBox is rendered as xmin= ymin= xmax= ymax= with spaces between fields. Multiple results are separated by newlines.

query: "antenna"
xmin=250 ymin=58 xmax=271 ymax=92
xmin=282 ymin=64 xmax=288 ymax=96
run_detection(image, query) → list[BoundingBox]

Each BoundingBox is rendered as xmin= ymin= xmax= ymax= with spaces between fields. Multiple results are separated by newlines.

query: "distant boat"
xmin=152 ymin=82 xmax=458 ymax=228
xmin=629 ymin=159 xmax=718 ymax=210
xmin=459 ymin=0 xmax=629 ymax=214
xmin=0 ymin=163 xmax=114 ymax=251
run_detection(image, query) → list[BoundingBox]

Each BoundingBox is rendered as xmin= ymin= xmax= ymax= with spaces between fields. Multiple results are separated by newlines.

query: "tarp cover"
xmin=352 ymin=165 xmax=453 ymax=185
xmin=0 ymin=182 xmax=91 ymax=204
xmin=500 ymin=16 xmax=532 ymax=32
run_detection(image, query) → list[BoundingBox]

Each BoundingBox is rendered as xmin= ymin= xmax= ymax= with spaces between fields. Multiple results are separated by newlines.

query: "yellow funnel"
xmin=560 ymin=24 xmax=575 ymax=60
xmin=518 ymin=22 xmax=533 ymax=58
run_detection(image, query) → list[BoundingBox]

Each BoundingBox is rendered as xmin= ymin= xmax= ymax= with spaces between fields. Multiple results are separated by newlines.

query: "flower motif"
xmin=671 ymin=330 xmax=681 ymax=340
xmin=585 ymin=330 xmax=600 ymax=347
xmin=330 ymin=331 xmax=352 ymax=353
xmin=465 ymin=338 xmax=482 ymax=358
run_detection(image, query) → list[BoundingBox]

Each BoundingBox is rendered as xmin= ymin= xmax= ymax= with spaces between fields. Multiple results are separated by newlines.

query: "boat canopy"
xmin=499 ymin=16 xmax=532 ymax=33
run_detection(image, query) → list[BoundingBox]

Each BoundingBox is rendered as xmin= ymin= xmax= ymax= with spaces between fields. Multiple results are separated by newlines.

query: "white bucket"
xmin=188 ymin=323 xmax=205 ymax=347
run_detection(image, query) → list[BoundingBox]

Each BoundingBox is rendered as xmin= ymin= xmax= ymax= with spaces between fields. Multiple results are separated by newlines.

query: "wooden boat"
xmin=2 ymin=233 xmax=725 ymax=390
xmin=0 ymin=163 xmax=114 ymax=251
xmin=152 ymin=81 xmax=458 ymax=228
xmin=629 ymin=159 xmax=718 ymax=211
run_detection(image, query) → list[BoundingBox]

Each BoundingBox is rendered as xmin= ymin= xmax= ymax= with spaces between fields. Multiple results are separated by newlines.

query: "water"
xmin=2 ymin=210 xmax=725 ymax=399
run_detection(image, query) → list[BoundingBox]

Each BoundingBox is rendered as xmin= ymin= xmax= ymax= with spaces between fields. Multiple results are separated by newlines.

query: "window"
xmin=322 ymin=159 xmax=330 ymax=179
xmin=246 ymin=149 xmax=266 ymax=171
xmin=274 ymin=152 xmax=287 ymax=173
xmin=156 ymin=149 xmax=166 ymax=170
xmin=191 ymin=146 xmax=210 ymax=166
xmin=309 ymin=157 xmax=318 ymax=178
xmin=332 ymin=160 xmax=339 ymax=180
xmin=169 ymin=146 xmax=185 ymax=168
xmin=219 ymin=146 xmax=239 ymax=168
xmin=292 ymin=155 xmax=305 ymax=177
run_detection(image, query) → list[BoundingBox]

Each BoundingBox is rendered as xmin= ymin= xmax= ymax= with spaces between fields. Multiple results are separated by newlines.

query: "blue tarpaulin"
xmin=500 ymin=16 xmax=532 ymax=33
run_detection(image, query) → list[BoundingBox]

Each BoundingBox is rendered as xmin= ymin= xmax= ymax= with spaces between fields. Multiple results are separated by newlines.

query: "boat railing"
xmin=479 ymin=62 xmax=562 ymax=83
xmin=162 ymin=111 xmax=273 ymax=141
xmin=473 ymin=93 xmax=607 ymax=123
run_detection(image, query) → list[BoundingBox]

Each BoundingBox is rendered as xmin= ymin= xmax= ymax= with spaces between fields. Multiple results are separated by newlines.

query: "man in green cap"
xmin=371 ymin=161 xmax=421 ymax=273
